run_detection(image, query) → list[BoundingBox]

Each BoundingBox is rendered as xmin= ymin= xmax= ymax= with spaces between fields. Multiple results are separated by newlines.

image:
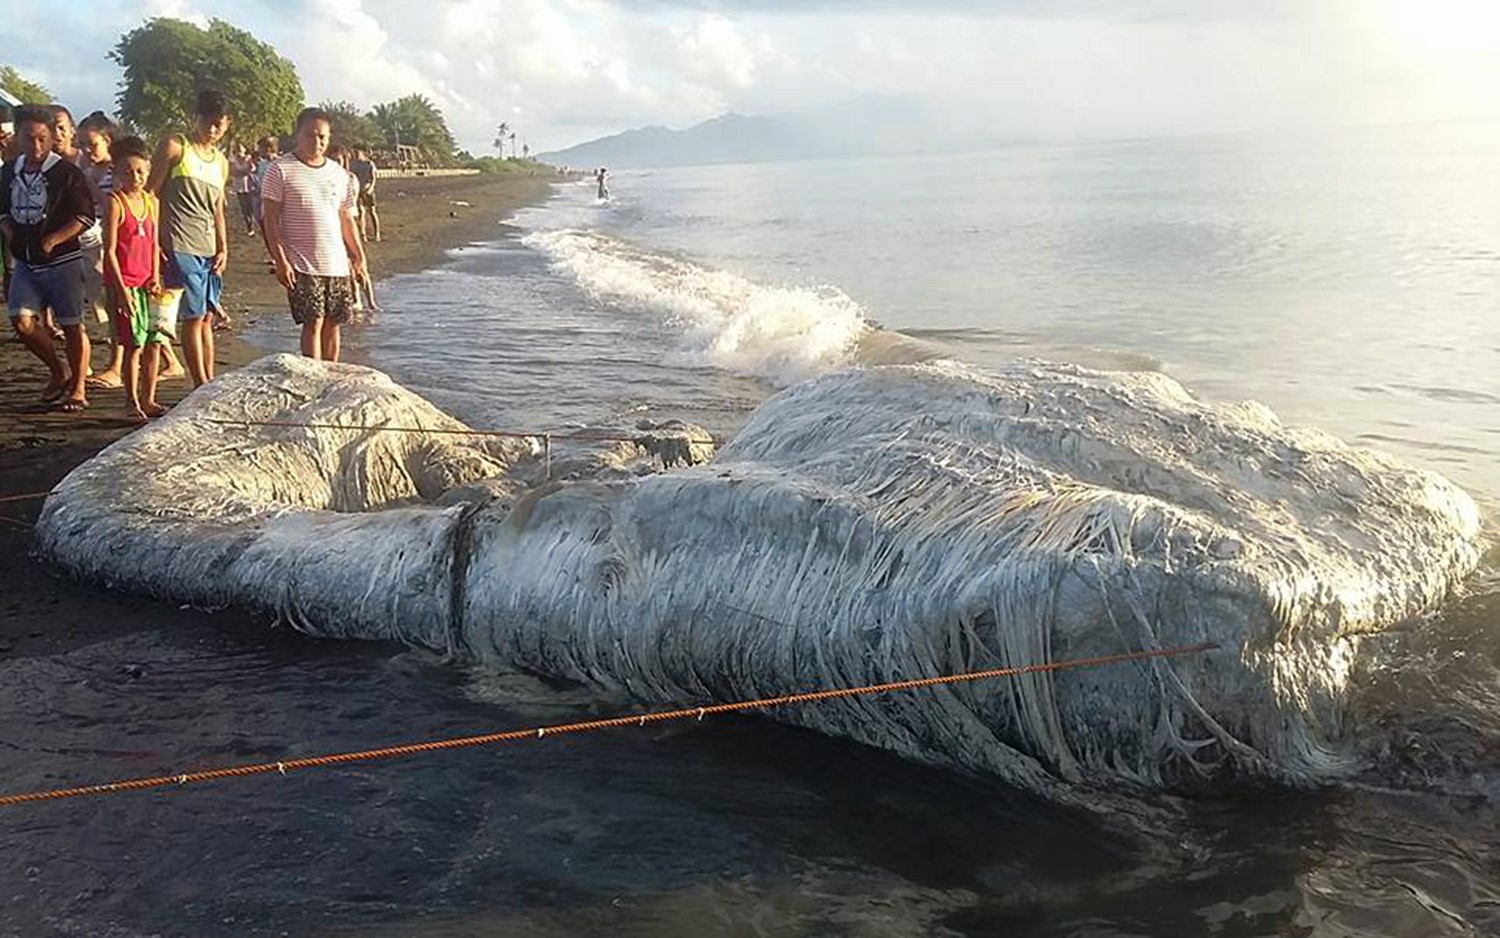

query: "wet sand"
xmin=0 ymin=171 xmax=554 ymax=658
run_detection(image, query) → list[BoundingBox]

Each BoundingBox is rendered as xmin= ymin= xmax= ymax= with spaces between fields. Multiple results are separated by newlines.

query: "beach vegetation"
xmin=319 ymin=99 xmax=383 ymax=151
xmin=467 ymin=155 xmax=550 ymax=175
xmin=370 ymin=94 xmax=457 ymax=165
xmin=0 ymin=65 xmax=51 ymax=105
xmin=111 ymin=18 xmax=304 ymax=143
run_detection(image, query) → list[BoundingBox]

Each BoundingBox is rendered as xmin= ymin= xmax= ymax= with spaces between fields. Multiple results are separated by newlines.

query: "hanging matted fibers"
xmin=35 ymin=354 xmax=1482 ymax=802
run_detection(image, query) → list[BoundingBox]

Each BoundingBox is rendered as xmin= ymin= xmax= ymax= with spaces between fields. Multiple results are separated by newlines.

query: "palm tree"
xmin=493 ymin=122 xmax=510 ymax=157
xmin=319 ymin=99 xmax=381 ymax=149
xmin=370 ymin=94 xmax=456 ymax=163
xmin=522 ymin=142 xmax=531 ymax=160
xmin=509 ymin=131 xmax=517 ymax=159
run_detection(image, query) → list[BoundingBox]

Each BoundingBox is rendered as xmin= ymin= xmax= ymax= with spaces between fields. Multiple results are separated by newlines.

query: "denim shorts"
xmin=7 ymin=257 xmax=87 ymax=326
xmin=163 ymin=252 xmax=222 ymax=321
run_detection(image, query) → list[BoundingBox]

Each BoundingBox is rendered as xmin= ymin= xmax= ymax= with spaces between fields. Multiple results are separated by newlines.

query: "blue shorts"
xmin=7 ymin=257 xmax=87 ymax=326
xmin=164 ymin=252 xmax=222 ymax=321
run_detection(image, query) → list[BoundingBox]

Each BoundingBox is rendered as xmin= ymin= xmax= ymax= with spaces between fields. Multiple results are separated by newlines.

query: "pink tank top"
xmin=112 ymin=191 xmax=158 ymax=288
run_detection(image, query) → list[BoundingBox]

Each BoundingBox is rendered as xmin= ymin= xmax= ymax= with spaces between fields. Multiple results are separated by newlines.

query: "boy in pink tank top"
xmin=102 ymin=136 xmax=168 ymax=420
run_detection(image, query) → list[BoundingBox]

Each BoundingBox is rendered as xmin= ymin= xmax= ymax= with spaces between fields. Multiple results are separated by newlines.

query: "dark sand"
xmin=0 ymin=171 xmax=554 ymax=657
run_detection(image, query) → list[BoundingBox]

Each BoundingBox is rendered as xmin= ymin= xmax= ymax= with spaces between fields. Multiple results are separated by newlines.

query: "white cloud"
xmin=0 ymin=0 xmax=1495 ymax=153
xmin=675 ymin=15 xmax=757 ymax=89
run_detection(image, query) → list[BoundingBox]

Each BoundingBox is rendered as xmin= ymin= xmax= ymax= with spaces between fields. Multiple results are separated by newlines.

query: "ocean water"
xmin=358 ymin=120 xmax=1500 ymax=510
xmin=3 ymin=125 xmax=1498 ymax=936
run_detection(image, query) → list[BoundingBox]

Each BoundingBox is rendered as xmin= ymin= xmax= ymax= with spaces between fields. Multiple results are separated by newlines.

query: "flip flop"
xmin=40 ymin=382 xmax=67 ymax=403
xmin=57 ymin=397 xmax=89 ymax=414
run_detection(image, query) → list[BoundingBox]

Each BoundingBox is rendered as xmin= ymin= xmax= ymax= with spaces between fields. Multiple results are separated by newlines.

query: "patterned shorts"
xmin=288 ymin=271 xmax=354 ymax=326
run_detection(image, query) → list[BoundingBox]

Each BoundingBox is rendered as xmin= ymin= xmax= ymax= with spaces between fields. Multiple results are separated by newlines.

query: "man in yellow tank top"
xmin=148 ymin=90 xmax=231 ymax=387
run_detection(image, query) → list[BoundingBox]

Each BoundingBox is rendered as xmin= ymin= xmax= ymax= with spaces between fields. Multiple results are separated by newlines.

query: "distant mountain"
xmin=540 ymin=97 xmax=986 ymax=169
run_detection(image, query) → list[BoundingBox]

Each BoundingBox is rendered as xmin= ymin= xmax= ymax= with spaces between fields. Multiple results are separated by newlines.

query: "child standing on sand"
xmin=103 ymin=136 xmax=168 ymax=420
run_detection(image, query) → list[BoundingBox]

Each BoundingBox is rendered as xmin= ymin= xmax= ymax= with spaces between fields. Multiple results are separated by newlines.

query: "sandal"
xmin=40 ymin=381 xmax=67 ymax=403
xmin=57 ymin=397 xmax=89 ymax=414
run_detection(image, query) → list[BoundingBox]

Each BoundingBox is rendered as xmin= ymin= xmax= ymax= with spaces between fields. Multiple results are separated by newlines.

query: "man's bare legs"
xmin=299 ymin=317 xmax=341 ymax=363
xmin=322 ymin=321 xmax=340 ymax=362
xmin=299 ymin=318 xmax=320 ymax=359
xmin=12 ymin=314 xmax=68 ymax=397
xmin=94 ymin=338 xmax=186 ymax=387
xmin=367 ymin=206 xmax=381 ymax=242
xmin=62 ymin=323 xmax=90 ymax=407
xmin=88 ymin=342 xmax=125 ymax=388
xmin=161 ymin=342 xmax=184 ymax=377
xmin=16 ymin=316 xmax=91 ymax=407
xmin=181 ymin=316 xmax=215 ymax=386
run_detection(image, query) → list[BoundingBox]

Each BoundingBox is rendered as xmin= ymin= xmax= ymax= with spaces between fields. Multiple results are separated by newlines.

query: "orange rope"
xmin=199 ymin=417 xmax=722 ymax=446
xmin=0 ymin=642 xmax=1216 ymax=807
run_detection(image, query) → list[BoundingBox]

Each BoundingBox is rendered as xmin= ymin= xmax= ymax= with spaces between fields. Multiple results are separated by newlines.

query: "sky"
xmin=2 ymin=0 xmax=1499 ymax=154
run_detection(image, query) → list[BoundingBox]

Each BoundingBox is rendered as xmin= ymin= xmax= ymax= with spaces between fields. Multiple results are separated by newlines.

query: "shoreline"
xmin=219 ymin=171 xmax=554 ymax=324
xmin=0 ymin=171 xmax=557 ymax=658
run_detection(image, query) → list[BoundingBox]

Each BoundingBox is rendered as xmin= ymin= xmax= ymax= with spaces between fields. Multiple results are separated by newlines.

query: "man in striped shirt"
xmin=261 ymin=107 xmax=367 ymax=362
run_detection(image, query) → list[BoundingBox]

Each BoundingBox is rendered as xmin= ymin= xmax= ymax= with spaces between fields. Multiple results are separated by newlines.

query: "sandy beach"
xmin=0 ymin=171 xmax=553 ymax=659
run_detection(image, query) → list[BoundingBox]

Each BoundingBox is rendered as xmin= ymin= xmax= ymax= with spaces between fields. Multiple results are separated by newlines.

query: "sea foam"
xmin=36 ymin=355 xmax=1483 ymax=803
xmin=523 ymin=229 xmax=868 ymax=384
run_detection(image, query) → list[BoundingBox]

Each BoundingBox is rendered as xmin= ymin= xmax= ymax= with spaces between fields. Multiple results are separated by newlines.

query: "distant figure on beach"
xmin=48 ymin=105 xmax=79 ymax=164
xmin=596 ymin=167 xmax=609 ymax=200
xmin=250 ymin=135 xmax=277 ymax=240
xmin=261 ymin=107 xmax=366 ymax=362
xmin=348 ymin=146 xmax=380 ymax=242
xmin=102 ymin=135 xmax=168 ymax=421
xmin=228 ymin=142 xmax=256 ymax=236
xmin=328 ymin=144 xmax=379 ymax=316
xmin=149 ymin=89 xmax=232 ymax=387
xmin=0 ymin=106 xmax=96 ymax=411
xmin=41 ymin=105 xmax=84 ymax=341
xmin=0 ymin=107 xmax=12 ymax=299
xmin=73 ymin=111 xmax=113 ymax=327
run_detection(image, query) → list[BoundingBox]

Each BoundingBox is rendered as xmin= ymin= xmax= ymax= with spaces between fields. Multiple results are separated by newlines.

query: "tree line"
xmin=3 ymin=17 xmax=535 ymax=170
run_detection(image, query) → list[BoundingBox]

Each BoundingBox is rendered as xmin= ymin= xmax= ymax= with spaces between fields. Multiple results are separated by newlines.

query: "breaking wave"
xmin=36 ymin=355 xmax=1484 ymax=807
xmin=522 ymin=229 xmax=868 ymax=384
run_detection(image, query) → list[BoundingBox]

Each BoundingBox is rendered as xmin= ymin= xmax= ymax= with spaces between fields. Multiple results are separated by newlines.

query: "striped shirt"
xmin=261 ymin=154 xmax=355 ymax=278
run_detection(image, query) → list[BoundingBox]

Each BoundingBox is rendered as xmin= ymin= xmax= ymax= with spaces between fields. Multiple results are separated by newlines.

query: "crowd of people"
xmin=0 ymin=90 xmax=381 ymax=419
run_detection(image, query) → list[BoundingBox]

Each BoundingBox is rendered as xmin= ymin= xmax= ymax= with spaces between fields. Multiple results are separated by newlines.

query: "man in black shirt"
xmin=0 ymin=106 xmax=95 ymax=410
xmin=348 ymin=147 xmax=379 ymax=242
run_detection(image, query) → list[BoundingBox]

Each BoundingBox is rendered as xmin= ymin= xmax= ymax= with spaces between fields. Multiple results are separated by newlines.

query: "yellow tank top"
xmin=161 ymin=136 xmax=227 ymax=256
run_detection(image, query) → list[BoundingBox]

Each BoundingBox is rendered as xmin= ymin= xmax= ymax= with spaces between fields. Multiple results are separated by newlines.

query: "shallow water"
xmin=4 ymin=125 xmax=1498 ymax=935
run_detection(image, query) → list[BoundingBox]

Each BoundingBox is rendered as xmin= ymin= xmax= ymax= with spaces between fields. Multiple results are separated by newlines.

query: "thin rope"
xmin=199 ymin=417 xmax=722 ymax=446
xmin=0 ymin=642 xmax=1216 ymax=807
xmin=0 ymin=413 xmax=141 ymax=426
xmin=0 ymin=490 xmax=55 ymax=505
